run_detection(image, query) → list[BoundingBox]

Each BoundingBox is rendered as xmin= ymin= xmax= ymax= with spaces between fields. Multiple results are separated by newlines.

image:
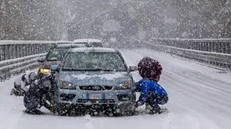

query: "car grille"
xmin=77 ymin=99 xmax=115 ymax=104
xmin=117 ymin=94 xmax=131 ymax=101
xmin=79 ymin=85 xmax=113 ymax=91
xmin=60 ymin=94 xmax=76 ymax=101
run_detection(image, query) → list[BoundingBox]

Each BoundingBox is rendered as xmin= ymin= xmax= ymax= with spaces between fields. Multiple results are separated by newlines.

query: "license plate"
xmin=88 ymin=93 xmax=104 ymax=100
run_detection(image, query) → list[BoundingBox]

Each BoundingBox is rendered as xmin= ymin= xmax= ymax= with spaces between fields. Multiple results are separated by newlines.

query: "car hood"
xmin=59 ymin=71 xmax=132 ymax=86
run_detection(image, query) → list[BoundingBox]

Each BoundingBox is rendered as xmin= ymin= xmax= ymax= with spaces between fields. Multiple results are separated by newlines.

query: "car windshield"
xmin=62 ymin=52 xmax=127 ymax=71
xmin=46 ymin=48 xmax=67 ymax=61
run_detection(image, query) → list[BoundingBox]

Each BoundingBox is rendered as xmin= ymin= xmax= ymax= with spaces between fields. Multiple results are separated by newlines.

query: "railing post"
xmin=0 ymin=46 xmax=2 ymax=61
xmin=229 ymin=42 xmax=231 ymax=54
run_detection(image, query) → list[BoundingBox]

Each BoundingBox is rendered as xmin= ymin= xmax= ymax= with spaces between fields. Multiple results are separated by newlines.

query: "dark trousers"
xmin=23 ymin=95 xmax=51 ymax=111
xmin=23 ymin=96 xmax=40 ymax=111
xmin=144 ymin=92 xmax=168 ymax=107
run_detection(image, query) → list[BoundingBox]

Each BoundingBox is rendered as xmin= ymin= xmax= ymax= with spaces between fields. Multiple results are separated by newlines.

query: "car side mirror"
xmin=129 ymin=66 xmax=138 ymax=72
xmin=50 ymin=65 xmax=60 ymax=72
xmin=37 ymin=58 xmax=45 ymax=63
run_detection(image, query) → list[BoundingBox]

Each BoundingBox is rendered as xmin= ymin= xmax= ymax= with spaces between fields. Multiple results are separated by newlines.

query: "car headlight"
xmin=118 ymin=81 xmax=132 ymax=90
xmin=39 ymin=68 xmax=51 ymax=76
xmin=60 ymin=81 xmax=76 ymax=90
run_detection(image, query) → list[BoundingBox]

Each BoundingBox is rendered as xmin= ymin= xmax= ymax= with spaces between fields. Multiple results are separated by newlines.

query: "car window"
xmin=46 ymin=48 xmax=67 ymax=61
xmin=73 ymin=42 xmax=88 ymax=47
xmin=63 ymin=52 xmax=127 ymax=71
xmin=88 ymin=42 xmax=103 ymax=47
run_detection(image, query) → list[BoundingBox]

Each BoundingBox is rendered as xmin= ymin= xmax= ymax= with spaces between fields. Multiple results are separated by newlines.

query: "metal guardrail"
xmin=0 ymin=40 xmax=56 ymax=61
xmin=0 ymin=40 xmax=74 ymax=81
xmin=0 ymin=53 xmax=46 ymax=81
xmin=0 ymin=40 xmax=60 ymax=81
xmin=148 ymin=38 xmax=231 ymax=54
xmin=143 ymin=39 xmax=231 ymax=70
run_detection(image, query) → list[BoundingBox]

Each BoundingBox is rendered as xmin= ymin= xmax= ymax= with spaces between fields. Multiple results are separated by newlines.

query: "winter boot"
xmin=149 ymin=104 xmax=161 ymax=114
xmin=25 ymin=109 xmax=43 ymax=115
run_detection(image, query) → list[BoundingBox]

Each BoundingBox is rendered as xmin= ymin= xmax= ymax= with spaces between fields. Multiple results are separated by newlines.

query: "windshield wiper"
xmin=82 ymin=69 xmax=121 ymax=71
xmin=62 ymin=68 xmax=99 ymax=71
xmin=62 ymin=68 xmax=79 ymax=71
xmin=61 ymin=68 xmax=125 ymax=71
xmin=46 ymin=59 xmax=59 ymax=61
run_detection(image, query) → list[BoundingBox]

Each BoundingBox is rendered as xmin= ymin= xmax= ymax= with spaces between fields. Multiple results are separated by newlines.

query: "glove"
xmin=34 ymin=80 xmax=39 ymax=85
xmin=50 ymin=104 xmax=55 ymax=113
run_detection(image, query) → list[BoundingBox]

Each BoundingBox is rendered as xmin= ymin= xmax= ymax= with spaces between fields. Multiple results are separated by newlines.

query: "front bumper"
xmin=56 ymin=89 xmax=136 ymax=105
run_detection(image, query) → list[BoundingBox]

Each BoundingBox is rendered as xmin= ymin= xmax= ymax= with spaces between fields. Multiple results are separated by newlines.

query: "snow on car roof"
xmin=68 ymin=47 xmax=117 ymax=53
xmin=73 ymin=39 xmax=102 ymax=43
xmin=56 ymin=41 xmax=73 ymax=44
xmin=56 ymin=44 xmax=86 ymax=47
xmin=57 ymin=43 xmax=86 ymax=47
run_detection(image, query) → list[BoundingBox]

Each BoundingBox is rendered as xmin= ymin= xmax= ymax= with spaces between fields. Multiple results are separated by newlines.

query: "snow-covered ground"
xmin=1 ymin=48 xmax=231 ymax=129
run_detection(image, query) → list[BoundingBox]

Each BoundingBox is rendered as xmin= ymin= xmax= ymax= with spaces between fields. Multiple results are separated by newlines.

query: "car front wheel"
xmin=111 ymin=104 xmax=136 ymax=116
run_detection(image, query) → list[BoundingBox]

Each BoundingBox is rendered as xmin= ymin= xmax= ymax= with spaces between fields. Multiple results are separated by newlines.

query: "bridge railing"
xmin=142 ymin=38 xmax=231 ymax=70
xmin=0 ymin=40 xmax=58 ymax=81
xmin=0 ymin=40 xmax=56 ymax=61
xmin=149 ymin=38 xmax=231 ymax=54
xmin=1 ymin=39 xmax=231 ymax=81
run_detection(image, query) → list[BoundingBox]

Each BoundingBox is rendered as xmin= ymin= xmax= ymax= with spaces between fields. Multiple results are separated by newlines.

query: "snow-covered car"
xmin=37 ymin=44 xmax=84 ymax=78
xmin=52 ymin=47 xmax=137 ymax=116
xmin=73 ymin=39 xmax=104 ymax=47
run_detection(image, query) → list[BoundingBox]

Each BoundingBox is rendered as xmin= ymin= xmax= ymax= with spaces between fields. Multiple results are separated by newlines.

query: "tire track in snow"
xmin=170 ymin=68 xmax=231 ymax=94
xmin=162 ymin=73 xmax=231 ymax=116
xmin=167 ymin=69 xmax=231 ymax=109
xmin=160 ymin=75 xmax=228 ymax=129
xmin=163 ymin=102 xmax=221 ymax=129
xmin=163 ymin=70 xmax=231 ymax=109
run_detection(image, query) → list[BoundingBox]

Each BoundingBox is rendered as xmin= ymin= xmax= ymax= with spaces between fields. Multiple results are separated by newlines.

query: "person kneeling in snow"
xmin=23 ymin=75 xmax=53 ymax=114
xmin=135 ymin=57 xmax=168 ymax=114
xmin=10 ymin=72 xmax=37 ymax=96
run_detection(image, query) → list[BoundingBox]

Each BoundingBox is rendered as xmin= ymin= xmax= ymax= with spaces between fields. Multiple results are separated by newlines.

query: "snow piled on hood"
xmin=71 ymin=72 xmax=126 ymax=80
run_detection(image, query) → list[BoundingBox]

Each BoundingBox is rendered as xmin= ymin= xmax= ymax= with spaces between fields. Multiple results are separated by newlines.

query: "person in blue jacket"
xmin=135 ymin=57 xmax=168 ymax=114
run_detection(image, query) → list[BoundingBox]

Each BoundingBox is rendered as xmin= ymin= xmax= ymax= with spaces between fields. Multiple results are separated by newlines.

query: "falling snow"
xmin=1 ymin=0 xmax=231 ymax=129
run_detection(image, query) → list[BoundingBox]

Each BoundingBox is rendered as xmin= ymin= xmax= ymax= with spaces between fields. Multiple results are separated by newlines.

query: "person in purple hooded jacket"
xmin=135 ymin=57 xmax=168 ymax=114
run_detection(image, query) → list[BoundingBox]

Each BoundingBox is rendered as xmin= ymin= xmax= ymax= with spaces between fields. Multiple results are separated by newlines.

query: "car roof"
xmin=73 ymin=39 xmax=102 ymax=43
xmin=56 ymin=44 xmax=86 ymax=47
xmin=68 ymin=47 xmax=118 ymax=53
xmin=49 ymin=44 xmax=85 ymax=50
xmin=56 ymin=41 xmax=73 ymax=44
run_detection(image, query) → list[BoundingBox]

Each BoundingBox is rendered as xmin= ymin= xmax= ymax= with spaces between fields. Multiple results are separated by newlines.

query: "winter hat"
xmin=138 ymin=57 xmax=162 ymax=81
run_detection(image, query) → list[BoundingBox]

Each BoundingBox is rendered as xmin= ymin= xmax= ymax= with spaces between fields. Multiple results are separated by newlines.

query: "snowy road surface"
xmin=1 ymin=48 xmax=231 ymax=129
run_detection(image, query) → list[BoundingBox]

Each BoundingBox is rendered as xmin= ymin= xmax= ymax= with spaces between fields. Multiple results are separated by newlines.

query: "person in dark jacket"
xmin=135 ymin=57 xmax=168 ymax=114
xmin=23 ymin=76 xmax=53 ymax=114
xmin=10 ymin=72 xmax=37 ymax=96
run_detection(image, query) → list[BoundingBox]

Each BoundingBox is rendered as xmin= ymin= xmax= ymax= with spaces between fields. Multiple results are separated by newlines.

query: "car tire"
xmin=128 ymin=104 xmax=136 ymax=116
xmin=120 ymin=104 xmax=136 ymax=116
xmin=54 ymin=103 xmax=70 ymax=116
xmin=112 ymin=106 xmax=123 ymax=116
xmin=110 ymin=104 xmax=136 ymax=116
xmin=71 ymin=105 xmax=86 ymax=116
xmin=127 ymin=108 xmax=136 ymax=116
